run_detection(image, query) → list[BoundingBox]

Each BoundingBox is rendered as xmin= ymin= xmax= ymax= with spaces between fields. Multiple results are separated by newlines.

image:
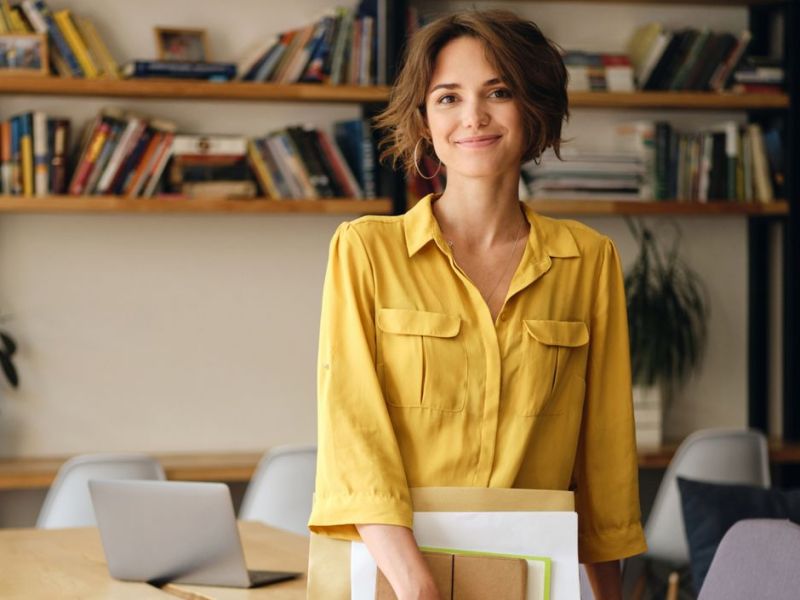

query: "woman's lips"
xmin=454 ymin=135 xmax=501 ymax=148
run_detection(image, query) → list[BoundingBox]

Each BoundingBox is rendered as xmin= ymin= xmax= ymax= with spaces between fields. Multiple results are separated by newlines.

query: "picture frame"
xmin=154 ymin=27 xmax=209 ymax=62
xmin=0 ymin=33 xmax=49 ymax=76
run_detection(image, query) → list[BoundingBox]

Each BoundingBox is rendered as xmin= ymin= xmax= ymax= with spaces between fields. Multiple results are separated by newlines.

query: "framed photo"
xmin=154 ymin=27 xmax=209 ymax=62
xmin=0 ymin=33 xmax=49 ymax=76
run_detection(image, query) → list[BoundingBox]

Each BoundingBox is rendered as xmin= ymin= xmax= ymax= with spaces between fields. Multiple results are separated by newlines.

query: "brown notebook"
xmin=452 ymin=554 xmax=528 ymax=600
xmin=375 ymin=551 xmax=453 ymax=600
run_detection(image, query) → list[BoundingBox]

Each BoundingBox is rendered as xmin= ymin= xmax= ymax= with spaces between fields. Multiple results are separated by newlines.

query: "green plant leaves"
xmin=624 ymin=217 xmax=709 ymax=390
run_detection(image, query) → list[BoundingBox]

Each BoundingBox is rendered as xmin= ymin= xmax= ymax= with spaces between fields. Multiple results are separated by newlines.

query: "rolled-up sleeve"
xmin=308 ymin=222 xmax=412 ymax=541
xmin=573 ymin=238 xmax=648 ymax=563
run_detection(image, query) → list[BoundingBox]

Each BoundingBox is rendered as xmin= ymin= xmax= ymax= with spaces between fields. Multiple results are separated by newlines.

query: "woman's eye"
xmin=437 ymin=94 xmax=456 ymax=105
xmin=490 ymin=88 xmax=512 ymax=99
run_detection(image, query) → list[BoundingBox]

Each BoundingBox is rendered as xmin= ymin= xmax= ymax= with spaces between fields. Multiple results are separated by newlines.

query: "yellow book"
xmin=74 ymin=15 xmax=119 ymax=79
xmin=20 ymin=121 xmax=33 ymax=197
xmin=0 ymin=1 xmax=11 ymax=33
xmin=9 ymin=7 xmax=32 ymax=33
xmin=53 ymin=9 xmax=99 ymax=78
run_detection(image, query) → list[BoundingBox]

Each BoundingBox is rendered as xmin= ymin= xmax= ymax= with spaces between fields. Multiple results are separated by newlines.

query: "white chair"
xmin=36 ymin=453 xmax=166 ymax=529
xmin=634 ymin=428 xmax=770 ymax=598
xmin=239 ymin=445 xmax=317 ymax=536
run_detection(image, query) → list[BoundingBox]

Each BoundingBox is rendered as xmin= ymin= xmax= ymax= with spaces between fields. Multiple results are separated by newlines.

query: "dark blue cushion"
xmin=677 ymin=477 xmax=800 ymax=593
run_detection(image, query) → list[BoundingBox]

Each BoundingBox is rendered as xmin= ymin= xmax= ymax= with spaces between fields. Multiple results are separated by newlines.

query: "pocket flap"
xmin=377 ymin=308 xmax=461 ymax=338
xmin=523 ymin=319 xmax=589 ymax=347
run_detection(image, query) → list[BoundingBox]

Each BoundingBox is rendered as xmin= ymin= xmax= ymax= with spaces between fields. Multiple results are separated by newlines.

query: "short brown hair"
xmin=374 ymin=10 xmax=570 ymax=176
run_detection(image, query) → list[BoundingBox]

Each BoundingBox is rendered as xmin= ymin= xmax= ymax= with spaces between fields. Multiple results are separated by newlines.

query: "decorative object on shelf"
xmin=0 ymin=32 xmax=47 ymax=75
xmin=154 ymin=27 xmax=209 ymax=62
xmin=624 ymin=218 xmax=709 ymax=448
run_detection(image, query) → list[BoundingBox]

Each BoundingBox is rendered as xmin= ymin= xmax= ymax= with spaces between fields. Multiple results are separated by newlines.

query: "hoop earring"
xmin=413 ymin=138 xmax=442 ymax=180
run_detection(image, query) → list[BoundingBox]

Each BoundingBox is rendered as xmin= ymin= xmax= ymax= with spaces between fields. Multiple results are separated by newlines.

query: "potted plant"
xmin=624 ymin=218 xmax=709 ymax=448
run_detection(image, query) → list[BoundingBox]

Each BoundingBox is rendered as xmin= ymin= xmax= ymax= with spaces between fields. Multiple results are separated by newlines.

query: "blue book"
xmin=122 ymin=61 xmax=237 ymax=81
xmin=29 ymin=0 xmax=84 ymax=77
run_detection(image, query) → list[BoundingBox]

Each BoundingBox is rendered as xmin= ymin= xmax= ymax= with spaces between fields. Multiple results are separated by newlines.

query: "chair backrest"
xmin=36 ymin=453 xmax=166 ymax=529
xmin=698 ymin=519 xmax=800 ymax=599
xmin=644 ymin=428 xmax=770 ymax=565
xmin=238 ymin=445 xmax=317 ymax=536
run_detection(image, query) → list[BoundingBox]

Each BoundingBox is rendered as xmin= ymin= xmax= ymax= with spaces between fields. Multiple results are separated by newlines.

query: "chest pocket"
xmin=517 ymin=319 xmax=589 ymax=416
xmin=376 ymin=308 xmax=466 ymax=412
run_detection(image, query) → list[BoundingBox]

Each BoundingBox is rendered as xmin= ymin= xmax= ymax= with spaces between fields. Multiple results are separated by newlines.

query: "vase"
xmin=632 ymin=384 xmax=663 ymax=449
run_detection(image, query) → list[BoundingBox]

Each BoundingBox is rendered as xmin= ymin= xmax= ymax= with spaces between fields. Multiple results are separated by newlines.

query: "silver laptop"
xmin=89 ymin=479 xmax=301 ymax=588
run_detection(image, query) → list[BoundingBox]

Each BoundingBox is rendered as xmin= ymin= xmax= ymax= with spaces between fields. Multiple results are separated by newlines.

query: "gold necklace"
xmin=447 ymin=210 xmax=527 ymax=305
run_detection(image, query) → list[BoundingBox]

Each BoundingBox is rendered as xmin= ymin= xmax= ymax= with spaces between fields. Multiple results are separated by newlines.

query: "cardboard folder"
xmin=307 ymin=487 xmax=574 ymax=600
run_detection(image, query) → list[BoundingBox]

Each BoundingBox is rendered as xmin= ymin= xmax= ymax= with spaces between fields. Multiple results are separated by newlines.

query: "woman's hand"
xmin=356 ymin=523 xmax=442 ymax=600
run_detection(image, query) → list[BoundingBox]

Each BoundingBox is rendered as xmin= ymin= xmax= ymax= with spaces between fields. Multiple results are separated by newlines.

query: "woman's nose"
xmin=461 ymin=99 xmax=490 ymax=129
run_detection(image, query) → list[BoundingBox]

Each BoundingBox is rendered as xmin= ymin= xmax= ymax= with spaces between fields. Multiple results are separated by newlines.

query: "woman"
xmin=308 ymin=10 xmax=646 ymax=600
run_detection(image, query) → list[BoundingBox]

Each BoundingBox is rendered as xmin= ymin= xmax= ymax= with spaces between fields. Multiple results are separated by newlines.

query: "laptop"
xmin=89 ymin=479 xmax=301 ymax=588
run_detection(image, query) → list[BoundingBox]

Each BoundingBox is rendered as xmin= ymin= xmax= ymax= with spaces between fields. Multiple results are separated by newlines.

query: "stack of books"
xmin=563 ymin=51 xmax=635 ymax=92
xmin=237 ymin=0 xmax=396 ymax=85
xmin=248 ymin=123 xmax=367 ymax=200
xmin=730 ymin=56 xmax=785 ymax=95
xmin=0 ymin=112 xmax=70 ymax=196
xmin=2 ymin=0 xmax=120 ymax=78
xmin=68 ymin=109 xmax=177 ymax=198
xmin=522 ymin=147 xmax=647 ymax=201
xmin=626 ymin=23 xmax=753 ymax=92
xmin=616 ymin=119 xmax=785 ymax=203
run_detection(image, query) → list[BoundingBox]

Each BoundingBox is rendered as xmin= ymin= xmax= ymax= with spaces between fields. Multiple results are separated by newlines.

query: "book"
xmin=236 ymin=36 xmax=279 ymax=80
xmin=255 ymin=138 xmax=292 ymax=198
xmin=181 ymin=180 xmax=257 ymax=199
xmin=0 ymin=121 xmax=10 ymax=194
xmin=18 ymin=113 xmax=34 ymax=196
xmin=334 ymin=119 xmax=375 ymax=197
xmin=53 ymin=9 xmax=99 ymax=78
xmin=247 ymin=139 xmax=281 ymax=199
xmin=126 ymin=120 xmax=177 ymax=197
xmin=21 ymin=0 xmax=83 ymax=77
xmin=95 ymin=114 xmax=147 ymax=194
xmin=32 ymin=111 xmax=48 ymax=196
xmin=315 ymin=128 xmax=363 ymax=198
xmin=74 ymin=15 xmax=119 ymax=79
xmin=142 ymin=133 xmax=175 ymax=198
xmin=265 ymin=134 xmax=304 ymax=198
xmin=48 ymin=118 xmax=70 ymax=194
xmin=122 ymin=60 xmax=236 ymax=80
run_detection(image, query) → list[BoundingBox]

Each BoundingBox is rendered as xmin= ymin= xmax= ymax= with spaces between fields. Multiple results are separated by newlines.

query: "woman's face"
xmin=424 ymin=36 xmax=525 ymax=180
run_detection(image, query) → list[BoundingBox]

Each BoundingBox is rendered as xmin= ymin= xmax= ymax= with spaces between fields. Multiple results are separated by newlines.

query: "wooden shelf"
xmin=0 ymin=196 xmax=788 ymax=216
xmin=0 ymin=76 xmax=391 ymax=103
xmin=569 ymin=91 xmax=789 ymax=110
xmin=1 ymin=442 xmax=799 ymax=490
xmin=0 ymin=195 xmax=393 ymax=214
xmin=527 ymin=199 xmax=790 ymax=216
xmin=481 ymin=0 xmax=780 ymax=5
xmin=0 ymin=77 xmax=788 ymax=109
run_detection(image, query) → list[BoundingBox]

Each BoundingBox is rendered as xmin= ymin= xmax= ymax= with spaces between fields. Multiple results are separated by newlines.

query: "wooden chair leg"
xmin=665 ymin=571 xmax=680 ymax=600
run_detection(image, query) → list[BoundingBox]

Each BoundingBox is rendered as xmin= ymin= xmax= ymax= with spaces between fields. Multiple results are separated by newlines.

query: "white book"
xmin=171 ymin=135 xmax=247 ymax=156
xmin=266 ymin=136 xmax=304 ymax=198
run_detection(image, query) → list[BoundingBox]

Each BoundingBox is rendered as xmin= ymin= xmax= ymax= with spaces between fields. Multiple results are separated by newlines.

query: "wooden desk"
xmin=0 ymin=521 xmax=307 ymax=600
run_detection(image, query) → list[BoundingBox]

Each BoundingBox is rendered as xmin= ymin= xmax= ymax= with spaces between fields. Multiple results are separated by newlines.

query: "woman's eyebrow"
xmin=428 ymin=77 xmax=503 ymax=94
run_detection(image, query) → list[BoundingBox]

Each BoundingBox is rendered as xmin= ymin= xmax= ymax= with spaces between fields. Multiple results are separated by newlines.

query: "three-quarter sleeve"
xmin=573 ymin=238 xmax=648 ymax=563
xmin=308 ymin=222 xmax=412 ymax=541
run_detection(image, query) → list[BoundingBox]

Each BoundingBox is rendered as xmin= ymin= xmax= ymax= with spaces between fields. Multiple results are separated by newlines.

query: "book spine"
xmin=276 ymin=132 xmax=318 ymax=198
xmin=75 ymin=16 xmax=119 ymax=79
xmin=748 ymin=123 xmax=773 ymax=202
xmin=266 ymin=135 xmax=304 ymax=198
xmin=111 ymin=125 xmax=153 ymax=195
xmin=50 ymin=119 xmax=69 ymax=194
xmin=256 ymin=139 xmax=290 ymax=198
xmin=316 ymin=129 xmax=362 ymax=198
xmin=32 ymin=111 xmax=48 ymax=196
xmin=27 ymin=0 xmax=83 ymax=76
xmin=301 ymin=15 xmax=335 ymax=82
xmin=10 ymin=117 xmax=20 ymax=195
xmin=171 ymin=136 xmax=248 ymax=156
xmin=53 ymin=9 xmax=98 ymax=78
xmin=330 ymin=10 xmax=353 ymax=85
xmin=142 ymin=134 xmax=175 ymax=198
xmin=126 ymin=131 xmax=164 ymax=198
xmin=0 ymin=121 xmax=9 ymax=195
xmin=247 ymin=139 xmax=280 ymax=199
xmin=19 ymin=114 xmax=34 ymax=197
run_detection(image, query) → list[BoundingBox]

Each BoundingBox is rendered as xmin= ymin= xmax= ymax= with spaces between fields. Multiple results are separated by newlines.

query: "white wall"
xmin=0 ymin=0 xmax=772 ymax=461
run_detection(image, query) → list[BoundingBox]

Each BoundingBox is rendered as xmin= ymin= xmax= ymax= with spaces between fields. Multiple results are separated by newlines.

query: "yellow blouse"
xmin=308 ymin=193 xmax=647 ymax=563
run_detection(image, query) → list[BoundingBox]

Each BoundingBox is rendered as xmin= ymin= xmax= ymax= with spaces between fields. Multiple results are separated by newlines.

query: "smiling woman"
xmin=309 ymin=10 xmax=646 ymax=600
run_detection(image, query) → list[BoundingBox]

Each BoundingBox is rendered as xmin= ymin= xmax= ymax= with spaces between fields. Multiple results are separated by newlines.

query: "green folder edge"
xmin=418 ymin=545 xmax=552 ymax=600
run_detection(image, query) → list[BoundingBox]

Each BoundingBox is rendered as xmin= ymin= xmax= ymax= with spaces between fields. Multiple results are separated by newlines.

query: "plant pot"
xmin=632 ymin=384 xmax=663 ymax=449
